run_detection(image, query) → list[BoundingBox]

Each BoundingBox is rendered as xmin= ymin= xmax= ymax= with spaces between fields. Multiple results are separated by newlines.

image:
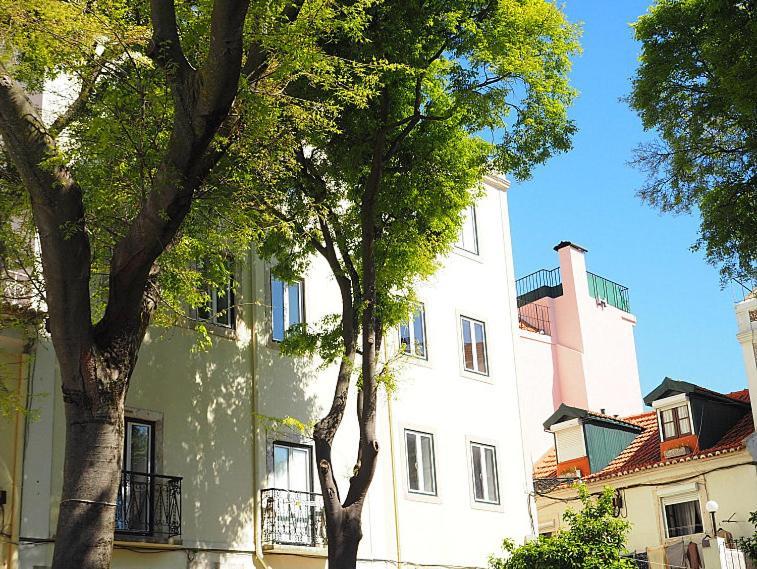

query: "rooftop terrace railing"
xmin=515 ymin=267 xmax=563 ymax=307
xmin=587 ymin=271 xmax=630 ymax=313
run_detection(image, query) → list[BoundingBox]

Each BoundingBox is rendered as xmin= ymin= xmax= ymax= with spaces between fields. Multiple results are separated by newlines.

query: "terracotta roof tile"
xmin=533 ymin=390 xmax=753 ymax=483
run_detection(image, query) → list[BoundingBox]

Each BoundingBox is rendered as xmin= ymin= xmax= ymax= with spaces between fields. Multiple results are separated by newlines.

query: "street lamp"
xmin=706 ymin=500 xmax=719 ymax=536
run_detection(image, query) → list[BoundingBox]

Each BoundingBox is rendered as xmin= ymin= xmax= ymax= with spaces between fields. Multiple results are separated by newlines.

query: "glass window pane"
xmin=462 ymin=319 xmax=474 ymax=370
xmin=412 ymin=309 xmax=426 ymax=358
xmin=289 ymin=448 xmax=310 ymax=492
xmin=273 ymin=445 xmax=289 ymax=489
xmin=420 ymin=435 xmax=435 ymax=493
xmin=679 ymin=418 xmax=691 ymax=434
xmin=472 ymin=445 xmax=484 ymax=500
xmin=406 ymin=433 xmax=419 ymax=491
xmin=662 ymin=409 xmax=674 ymax=422
xmin=216 ymin=284 xmax=229 ymax=325
xmin=399 ymin=321 xmax=411 ymax=355
xmin=677 ymin=405 xmax=689 ymax=419
xmin=665 ymin=501 xmax=703 ymax=537
xmin=663 ymin=421 xmax=677 ymax=440
xmin=288 ymin=283 xmax=302 ymax=327
xmin=127 ymin=423 xmax=151 ymax=473
xmin=272 ymin=278 xmax=285 ymax=341
xmin=198 ymin=289 xmax=212 ymax=321
xmin=484 ymin=447 xmax=498 ymax=502
xmin=474 ymin=322 xmax=487 ymax=373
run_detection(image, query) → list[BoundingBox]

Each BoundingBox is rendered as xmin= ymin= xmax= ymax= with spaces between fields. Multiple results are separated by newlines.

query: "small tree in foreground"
xmin=738 ymin=511 xmax=757 ymax=562
xmin=490 ymin=486 xmax=634 ymax=569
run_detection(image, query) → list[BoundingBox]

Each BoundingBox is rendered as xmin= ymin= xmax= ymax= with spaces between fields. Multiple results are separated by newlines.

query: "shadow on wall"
xmin=126 ymin=315 xmax=325 ymax=559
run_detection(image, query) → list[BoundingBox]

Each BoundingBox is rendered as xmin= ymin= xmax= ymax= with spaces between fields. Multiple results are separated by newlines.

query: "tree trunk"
xmin=324 ymin=506 xmax=363 ymax=569
xmin=51 ymin=354 xmax=129 ymax=569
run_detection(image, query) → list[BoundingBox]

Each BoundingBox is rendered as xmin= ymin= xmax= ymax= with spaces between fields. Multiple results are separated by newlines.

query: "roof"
xmin=543 ymin=403 xmax=644 ymax=432
xmin=643 ymin=377 xmax=751 ymax=408
xmin=534 ymin=390 xmax=753 ymax=484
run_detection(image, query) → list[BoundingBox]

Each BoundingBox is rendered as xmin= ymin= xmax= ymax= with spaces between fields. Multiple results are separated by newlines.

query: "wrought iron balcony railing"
xmin=261 ymin=488 xmax=326 ymax=548
xmin=515 ymin=267 xmax=563 ymax=307
xmin=518 ymin=303 xmax=551 ymax=335
xmin=115 ymin=470 xmax=182 ymax=538
xmin=587 ymin=271 xmax=631 ymax=312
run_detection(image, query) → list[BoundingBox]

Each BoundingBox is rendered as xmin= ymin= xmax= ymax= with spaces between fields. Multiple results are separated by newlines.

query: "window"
xmin=117 ymin=419 xmax=155 ymax=533
xmin=399 ymin=305 xmax=427 ymax=359
xmin=273 ymin=442 xmax=312 ymax=492
xmin=405 ymin=430 xmax=436 ymax=495
xmin=455 ymin=205 xmax=479 ymax=254
xmin=198 ymin=274 xmax=235 ymax=328
xmin=470 ymin=442 xmax=499 ymax=504
xmin=461 ymin=316 xmax=488 ymax=375
xmin=124 ymin=419 xmax=154 ymax=474
xmin=663 ymin=498 xmax=703 ymax=538
xmin=660 ymin=405 xmax=692 ymax=441
xmin=271 ymin=277 xmax=304 ymax=342
xmin=271 ymin=442 xmax=314 ymax=546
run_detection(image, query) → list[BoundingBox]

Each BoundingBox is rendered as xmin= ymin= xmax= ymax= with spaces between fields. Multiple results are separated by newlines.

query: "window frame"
xmin=404 ymin=429 xmax=437 ymax=496
xmin=661 ymin=494 xmax=704 ymax=539
xmin=460 ymin=315 xmax=489 ymax=376
xmin=659 ymin=404 xmax=693 ymax=441
xmin=197 ymin=262 xmax=236 ymax=330
xmin=271 ymin=440 xmax=314 ymax=493
xmin=469 ymin=441 xmax=500 ymax=505
xmin=455 ymin=205 xmax=479 ymax=255
xmin=123 ymin=417 xmax=156 ymax=475
xmin=270 ymin=276 xmax=305 ymax=343
xmin=399 ymin=303 xmax=428 ymax=360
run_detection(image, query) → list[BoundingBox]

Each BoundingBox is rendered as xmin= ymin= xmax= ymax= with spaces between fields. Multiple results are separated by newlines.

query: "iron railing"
xmin=533 ymin=477 xmax=579 ymax=494
xmin=587 ymin=271 xmax=631 ymax=312
xmin=261 ymin=488 xmax=326 ymax=548
xmin=115 ymin=471 xmax=182 ymax=538
xmin=518 ymin=303 xmax=551 ymax=335
xmin=515 ymin=268 xmax=563 ymax=307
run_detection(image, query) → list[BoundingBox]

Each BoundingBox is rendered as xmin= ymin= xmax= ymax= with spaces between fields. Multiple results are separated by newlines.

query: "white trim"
xmin=460 ymin=315 xmax=489 ymax=376
xmin=469 ymin=441 xmax=500 ymax=506
xmin=404 ymin=429 xmax=437 ymax=496
xmin=549 ymin=418 xmax=581 ymax=433
xmin=651 ymin=393 xmax=688 ymax=410
xmin=656 ymin=482 xmax=699 ymax=498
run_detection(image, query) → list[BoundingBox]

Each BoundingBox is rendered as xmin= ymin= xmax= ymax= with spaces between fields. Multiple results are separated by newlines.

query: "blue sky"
xmin=507 ymin=0 xmax=749 ymax=399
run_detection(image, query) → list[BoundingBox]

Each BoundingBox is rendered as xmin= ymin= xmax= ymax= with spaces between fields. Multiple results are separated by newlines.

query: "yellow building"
xmin=533 ymin=378 xmax=756 ymax=568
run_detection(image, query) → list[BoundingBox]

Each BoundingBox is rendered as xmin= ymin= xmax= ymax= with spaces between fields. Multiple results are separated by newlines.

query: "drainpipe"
xmin=246 ymin=252 xmax=273 ymax=569
xmin=386 ymin=393 xmax=403 ymax=569
xmin=383 ymin=342 xmax=403 ymax=569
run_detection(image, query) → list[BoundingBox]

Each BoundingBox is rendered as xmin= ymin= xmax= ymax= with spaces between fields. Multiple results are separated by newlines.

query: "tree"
xmin=248 ymin=1 xmax=580 ymax=565
xmin=738 ymin=510 xmax=757 ymax=562
xmin=629 ymin=0 xmax=757 ymax=284
xmin=490 ymin=486 xmax=634 ymax=569
xmin=0 ymin=1 xmax=369 ymax=567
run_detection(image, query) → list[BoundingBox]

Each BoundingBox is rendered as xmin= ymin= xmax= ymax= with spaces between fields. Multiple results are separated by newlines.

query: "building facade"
xmin=533 ymin=378 xmax=756 ymax=569
xmin=1 ymin=175 xmax=536 ymax=569
xmin=515 ymin=241 xmax=644 ymax=463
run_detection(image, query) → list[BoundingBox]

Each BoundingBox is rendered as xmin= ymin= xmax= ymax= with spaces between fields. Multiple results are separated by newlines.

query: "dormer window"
xmin=660 ymin=405 xmax=692 ymax=441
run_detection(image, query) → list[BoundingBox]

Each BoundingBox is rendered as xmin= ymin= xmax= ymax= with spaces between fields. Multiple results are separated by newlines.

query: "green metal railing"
xmin=587 ymin=271 xmax=630 ymax=312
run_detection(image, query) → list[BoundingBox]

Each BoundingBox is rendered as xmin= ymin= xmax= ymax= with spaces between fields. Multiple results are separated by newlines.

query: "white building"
xmin=2 ymin=175 xmax=536 ymax=569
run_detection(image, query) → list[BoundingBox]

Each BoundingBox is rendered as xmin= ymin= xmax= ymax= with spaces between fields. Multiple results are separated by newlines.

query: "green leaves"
xmin=490 ymin=485 xmax=634 ymax=569
xmin=629 ymin=0 xmax=757 ymax=283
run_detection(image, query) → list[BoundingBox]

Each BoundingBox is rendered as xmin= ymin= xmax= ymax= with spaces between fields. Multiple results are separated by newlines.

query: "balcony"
xmin=587 ymin=271 xmax=630 ymax=312
xmin=261 ymin=488 xmax=326 ymax=549
xmin=516 ymin=267 xmax=563 ymax=308
xmin=115 ymin=471 xmax=182 ymax=539
xmin=518 ymin=303 xmax=551 ymax=335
